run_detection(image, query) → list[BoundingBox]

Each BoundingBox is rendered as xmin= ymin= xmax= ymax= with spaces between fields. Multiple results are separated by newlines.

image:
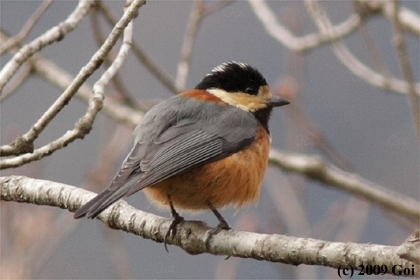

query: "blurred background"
xmin=1 ymin=0 xmax=419 ymax=279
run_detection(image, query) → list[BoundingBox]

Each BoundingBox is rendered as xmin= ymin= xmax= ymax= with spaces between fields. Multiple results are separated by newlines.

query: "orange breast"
xmin=143 ymin=125 xmax=271 ymax=211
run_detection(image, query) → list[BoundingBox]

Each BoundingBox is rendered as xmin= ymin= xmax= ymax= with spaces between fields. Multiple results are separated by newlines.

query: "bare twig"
xmin=247 ymin=0 xmax=362 ymax=52
xmin=0 ymin=0 xmax=94 ymax=92
xmin=174 ymin=0 xmax=236 ymax=91
xmin=28 ymin=51 xmax=142 ymax=127
xmin=0 ymin=175 xmax=418 ymax=277
xmin=269 ymin=149 xmax=420 ymax=221
xmin=0 ymin=65 xmax=32 ymax=103
xmin=90 ymin=5 xmax=137 ymax=107
xmin=0 ymin=93 xmax=103 ymax=169
xmin=332 ymin=40 xmax=419 ymax=95
xmin=203 ymin=0 xmax=235 ymax=16
xmin=0 ymin=0 xmax=54 ymax=54
xmin=366 ymin=0 xmax=420 ymax=35
xmin=305 ymin=0 xmax=420 ymax=96
xmin=0 ymin=0 xmax=146 ymax=168
xmin=92 ymin=1 xmax=135 ymax=102
xmin=353 ymin=1 xmax=393 ymax=90
xmin=249 ymin=0 xmax=420 ymax=96
xmin=0 ymin=32 xmax=141 ymax=126
xmin=97 ymin=1 xmax=181 ymax=94
xmin=391 ymin=0 xmax=420 ymax=140
xmin=175 ymin=0 xmax=206 ymax=91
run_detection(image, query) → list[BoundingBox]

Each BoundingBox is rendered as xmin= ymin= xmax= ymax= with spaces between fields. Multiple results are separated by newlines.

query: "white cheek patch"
xmin=207 ymin=88 xmax=250 ymax=111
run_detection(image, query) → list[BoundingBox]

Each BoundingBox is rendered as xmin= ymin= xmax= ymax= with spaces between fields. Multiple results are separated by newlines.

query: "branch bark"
xmin=1 ymin=175 xmax=418 ymax=277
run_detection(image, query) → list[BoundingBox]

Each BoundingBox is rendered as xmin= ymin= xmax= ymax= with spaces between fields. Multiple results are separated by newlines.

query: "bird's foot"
xmin=209 ymin=219 xmax=231 ymax=236
xmin=164 ymin=213 xmax=184 ymax=252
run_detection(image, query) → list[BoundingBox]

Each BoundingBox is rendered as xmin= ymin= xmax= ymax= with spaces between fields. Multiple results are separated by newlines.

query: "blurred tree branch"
xmin=391 ymin=0 xmax=420 ymax=139
xmin=305 ymin=0 xmax=419 ymax=139
xmin=174 ymin=0 xmax=235 ymax=91
xmin=248 ymin=0 xmax=420 ymax=97
xmin=269 ymin=149 xmax=420 ymax=220
xmin=0 ymin=0 xmax=54 ymax=54
xmin=1 ymin=175 xmax=418 ymax=276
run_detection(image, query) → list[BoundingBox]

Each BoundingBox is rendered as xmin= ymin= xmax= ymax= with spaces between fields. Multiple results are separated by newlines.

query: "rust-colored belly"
xmin=143 ymin=126 xmax=270 ymax=211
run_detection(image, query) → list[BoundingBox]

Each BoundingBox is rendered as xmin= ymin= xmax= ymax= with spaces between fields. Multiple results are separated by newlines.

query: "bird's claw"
xmin=205 ymin=220 xmax=231 ymax=250
xmin=208 ymin=220 xmax=230 ymax=236
xmin=164 ymin=215 xmax=184 ymax=252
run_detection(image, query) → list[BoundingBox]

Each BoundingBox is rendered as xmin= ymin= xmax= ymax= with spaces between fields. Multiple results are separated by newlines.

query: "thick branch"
xmin=398 ymin=230 xmax=420 ymax=265
xmin=1 ymin=175 xmax=418 ymax=277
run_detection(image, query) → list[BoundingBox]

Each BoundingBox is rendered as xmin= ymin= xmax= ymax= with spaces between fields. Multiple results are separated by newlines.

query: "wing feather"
xmin=74 ymin=96 xmax=258 ymax=219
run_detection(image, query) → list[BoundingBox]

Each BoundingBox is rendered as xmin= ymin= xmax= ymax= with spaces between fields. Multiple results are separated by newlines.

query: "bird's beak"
xmin=268 ymin=96 xmax=290 ymax=107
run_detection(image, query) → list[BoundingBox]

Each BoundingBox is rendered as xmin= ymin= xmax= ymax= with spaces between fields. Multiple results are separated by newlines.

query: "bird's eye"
xmin=245 ymin=87 xmax=254 ymax=94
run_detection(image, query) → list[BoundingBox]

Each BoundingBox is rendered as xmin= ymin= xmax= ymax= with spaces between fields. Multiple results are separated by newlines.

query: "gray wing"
xmin=74 ymin=97 xmax=258 ymax=219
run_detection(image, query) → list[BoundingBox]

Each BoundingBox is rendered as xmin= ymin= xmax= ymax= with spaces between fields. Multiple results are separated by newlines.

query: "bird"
xmin=74 ymin=61 xmax=290 ymax=250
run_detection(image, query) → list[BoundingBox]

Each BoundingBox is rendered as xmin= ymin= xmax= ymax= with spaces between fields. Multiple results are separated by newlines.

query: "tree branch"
xmin=0 ymin=31 xmax=142 ymax=129
xmin=366 ymin=0 xmax=420 ymax=35
xmin=269 ymin=149 xmax=420 ymax=221
xmin=305 ymin=0 xmax=420 ymax=97
xmin=175 ymin=0 xmax=235 ymax=91
xmin=247 ymin=0 xmax=362 ymax=52
xmin=397 ymin=230 xmax=420 ymax=265
xmin=1 ymin=175 xmax=418 ymax=276
xmin=90 ymin=4 xmax=137 ymax=108
xmin=175 ymin=0 xmax=206 ymax=91
xmin=0 ymin=0 xmax=146 ymax=167
xmin=249 ymin=0 xmax=420 ymax=96
xmin=391 ymin=0 xmax=420 ymax=140
xmin=97 ymin=1 xmax=182 ymax=94
xmin=0 ymin=64 xmax=32 ymax=103
xmin=0 ymin=0 xmax=94 ymax=92
xmin=0 ymin=0 xmax=54 ymax=54
xmin=30 ymin=50 xmax=143 ymax=128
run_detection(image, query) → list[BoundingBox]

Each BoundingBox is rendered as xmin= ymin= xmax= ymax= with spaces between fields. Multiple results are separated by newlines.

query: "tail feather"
xmin=74 ymin=182 xmax=134 ymax=219
xmin=74 ymin=189 xmax=113 ymax=219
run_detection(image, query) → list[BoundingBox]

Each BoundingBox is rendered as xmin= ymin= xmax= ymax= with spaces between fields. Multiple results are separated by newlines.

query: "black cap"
xmin=195 ymin=62 xmax=267 ymax=96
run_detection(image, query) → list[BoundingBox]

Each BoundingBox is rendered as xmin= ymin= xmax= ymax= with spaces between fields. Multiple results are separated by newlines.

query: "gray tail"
xmin=73 ymin=186 xmax=131 ymax=219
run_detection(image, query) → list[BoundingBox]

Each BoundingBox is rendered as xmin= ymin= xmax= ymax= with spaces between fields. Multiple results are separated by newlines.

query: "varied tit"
xmin=74 ymin=61 xmax=290 ymax=249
